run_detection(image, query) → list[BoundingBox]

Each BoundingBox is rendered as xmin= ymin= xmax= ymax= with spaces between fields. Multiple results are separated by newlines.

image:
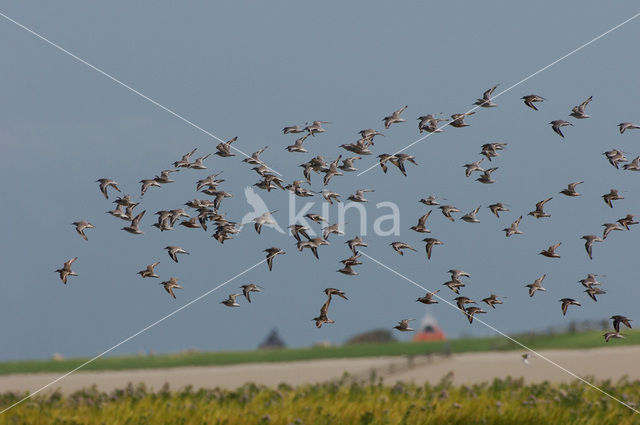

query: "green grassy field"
xmin=1 ymin=376 xmax=638 ymax=424
xmin=1 ymin=330 xmax=638 ymax=375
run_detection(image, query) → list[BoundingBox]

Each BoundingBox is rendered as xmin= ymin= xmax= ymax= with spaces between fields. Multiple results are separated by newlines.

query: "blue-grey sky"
xmin=1 ymin=1 xmax=639 ymax=361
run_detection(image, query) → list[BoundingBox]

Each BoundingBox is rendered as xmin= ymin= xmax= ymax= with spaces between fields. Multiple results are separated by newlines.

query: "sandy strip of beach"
xmin=1 ymin=346 xmax=638 ymax=394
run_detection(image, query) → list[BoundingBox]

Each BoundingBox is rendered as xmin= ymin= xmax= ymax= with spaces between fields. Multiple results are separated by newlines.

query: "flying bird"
xmin=138 ymin=262 xmax=160 ymax=278
xmin=55 ymin=257 xmax=78 ymax=284
xmin=569 ymin=96 xmax=592 ymax=119
xmin=160 ymin=277 xmax=182 ymax=299
xmin=521 ymin=94 xmax=544 ymax=111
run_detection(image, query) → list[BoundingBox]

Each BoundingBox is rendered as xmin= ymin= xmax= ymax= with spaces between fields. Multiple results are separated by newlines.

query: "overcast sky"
xmin=1 ymin=1 xmax=639 ymax=361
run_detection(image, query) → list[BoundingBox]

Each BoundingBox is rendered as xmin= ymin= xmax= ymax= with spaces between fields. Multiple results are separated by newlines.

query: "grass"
xmin=1 ymin=329 xmax=639 ymax=375
xmin=1 ymin=375 xmax=639 ymax=424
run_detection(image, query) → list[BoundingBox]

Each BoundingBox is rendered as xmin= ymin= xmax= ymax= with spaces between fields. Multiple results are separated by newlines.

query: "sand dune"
xmin=1 ymin=346 xmax=638 ymax=394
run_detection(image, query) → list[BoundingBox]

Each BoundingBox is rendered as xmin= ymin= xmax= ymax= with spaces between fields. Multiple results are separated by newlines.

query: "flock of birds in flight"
xmin=54 ymin=84 xmax=640 ymax=346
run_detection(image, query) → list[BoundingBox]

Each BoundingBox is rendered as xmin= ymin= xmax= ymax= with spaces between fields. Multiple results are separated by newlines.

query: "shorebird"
xmin=189 ymin=154 xmax=211 ymax=169
xmin=443 ymin=279 xmax=466 ymax=294
xmin=525 ymin=275 xmax=546 ymax=297
xmin=305 ymin=213 xmax=327 ymax=224
xmin=359 ymin=129 xmax=384 ymax=142
xmin=339 ymin=140 xmax=372 ymax=156
xmin=521 ymin=94 xmax=544 ymax=111
xmin=420 ymin=196 xmax=440 ymax=206
xmin=623 ymin=156 xmax=640 ymax=171
xmin=72 ymin=221 xmax=95 ymax=241
xmin=282 ymin=124 xmax=307 ymax=134
xmin=503 ymin=216 xmax=524 ymax=237
xmin=465 ymin=307 xmax=486 ymax=324
xmin=383 ymin=106 xmax=408 ymax=129
xmin=618 ymin=214 xmax=638 ymax=230
xmin=243 ymin=146 xmax=267 ymax=165
xmin=463 ymin=159 xmax=484 ymax=177
xmin=610 ymin=315 xmax=632 ymax=333
xmin=474 ymin=84 xmax=498 ymax=107
xmin=522 ymin=353 xmax=532 ymax=365
xmin=410 ymin=211 xmax=432 ymax=233
xmin=179 ymin=217 xmax=201 ymax=229
xmin=138 ymin=262 xmax=160 ymax=278
xmin=449 ymin=270 xmax=470 ymax=280
xmin=323 ymin=157 xmax=344 ymax=186
xmin=289 ymin=224 xmax=310 ymax=242
xmin=482 ymin=294 xmax=505 ymax=309
xmin=417 ymin=290 xmax=439 ymax=304
xmin=559 ymin=298 xmax=581 ymax=315
xmin=603 ymin=149 xmax=627 ymax=169
xmin=122 ymin=210 xmax=146 ymax=234
xmin=139 ymin=179 xmax=161 ymax=196
xmin=604 ymin=332 xmax=625 ymax=343
xmin=221 ymin=293 xmax=242 ymax=307
xmin=55 ymin=257 xmax=78 ymax=284
xmin=439 ymin=205 xmax=460 ymax=222
xmin=569 ymin=96 xmax=592 ymax=119
xmin=454 ymin=296 xmax=476 ymax=312
xmin=488 ymin=203 xmax=509 ymax=218
xmin=560 ymin=181 xmax=583 ymax=197
xmin=106 ymin=204 xmax=127 ymax=220
xmin=423 ymin=238 xmax=443 ymax=259
xmin=214 ymin=136 xmax=237 ymax=157
xmin=461 ymin=206 xmax=481 ymax=223
xmin=238 ymin=284 xmax=261 ymax=303
xmin=480 ymin=142 xmax=507 ymax=162
xmin=160 ymin=277 xmax=182 ymax=299
xmin=304 ymin=120 xmax=331 ymax=136
xmin=341 ymin=253 xmax=362 ymax=266
xmin=602 ymin=222 xmax=623 ymax=240
xmin=378 ymin=154 xmax=395 ymax=173
xmin=165 ymin=246 xmax=189 ymax=263
xmin=550 ymin=120 xmax=573 ymax=138
xmin=584 ymin=286 xmax=606 ymax=302
xmin=389 ymin=153 xmax=417 ymax=176
xmin=338 ymin=156 xmax=361 ymax=172
xmin=539 ymin=242 xmax=561 ymax=258
xmin=312 ymin=296 xmax=334 ymax=328
xmin=476 ymin=168 xmax=498 ymax=184
xmin=528 ymin=197 xmax=552 ymax=218
xmin=450 ymin=112 xmax=475 ymax=128
xmin=337 ymin=264 xmax=359 ymax=276
xmin=346 ymin=236 xmax=367 ymax=254
xmin=394 ymin=319 xmax=415 ymax=332
xmin=154 ymin=169 xmax=179 ymax=184
xmin=321 ymin=190 xmax=341 ymax=205
xmin=348 ymin=189 xmax=374 ymax=203
xmin=390 ymin=242 xmax=417 ymax=255
xmin=173 ymin=148 xmax=197 ymax=168
xmin=286 ymin=134 xmax=309 ymax=153
xmin=618 ymin=122 xmax=640 ymax=134
xmin=113 ymin=194 xmax=136 ymax=207
xmin=325 ymin=288 xmax=348 ymax=300
xmin=578 ymin=273 xmax=602 ymax=288
xmin=602 ymin=189 xmax=623 ymax=208
xmin=264 ymin=247 xmax=285 ymax=271
xmin=254 ymin=211 xmax=277 ymax=234
xmin=323 ymin=223 xmax=344 ymax=240
xmin=96 ymin=178 xmax=120 ymax=199
xmin=582 ymin=235 xmax=603 ymax=260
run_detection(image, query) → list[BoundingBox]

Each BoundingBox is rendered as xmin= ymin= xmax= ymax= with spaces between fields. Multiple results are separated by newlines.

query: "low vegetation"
xmin=1 ymin=329 xmax=638 ymax=375
xmin=1 ymin=375 xmax=638 ymax=424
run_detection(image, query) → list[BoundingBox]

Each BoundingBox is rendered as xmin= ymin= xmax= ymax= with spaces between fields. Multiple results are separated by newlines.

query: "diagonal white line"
xmin=358 ymin=251 xmax=640 ymax=414
xmin=0 ymin=258 xmax=266 ymax=415
xmin=357 ymin=10 xmax=640 ymax=177
xmin=0 ymin=11 xmax=282 ymax=176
